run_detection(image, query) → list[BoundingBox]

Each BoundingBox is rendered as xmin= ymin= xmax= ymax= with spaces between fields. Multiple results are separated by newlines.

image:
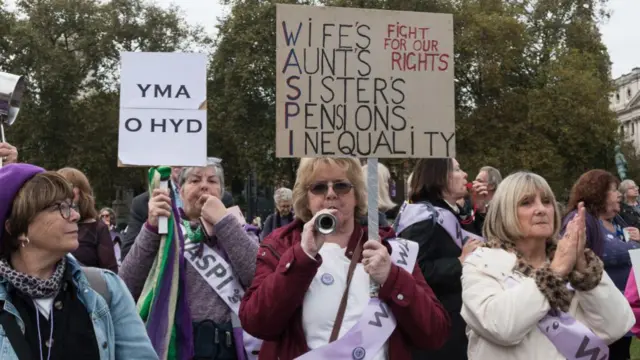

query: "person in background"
xmin=240 ymin=157 xmax=450 ymax=359
xmin=0 ymin=142 xmax=18 ymax=164
xmin=100 ymin=207 xmax=122 ymax=268
xmin=462 ymin=172 xmax=633 ymax=359
xmin=619 ymin=179 xmax=640 ymax=229
xmin=563 ymin=169 xmax=640 ymax=359
xmin=260 ymin=187 xmax=294 ymax=241
xmin=471 ymin=166 xmax=502 ymax=214
xmin=362 ymin=162 xmax=395 ymax=227
xmin=121 ymin=161 xmax=236 ymax=260
xmin=394 ymin=158 xmax=483 ymax=360
xmin=58 ymin=168 xmax=118 ymax=273
xmin=624 ymin=270 xmax=640 ymax=338
xmin=99 ymin=207 xmax=117 ymax=231
xmin=0 ymin=164 xmax=158 ymax=359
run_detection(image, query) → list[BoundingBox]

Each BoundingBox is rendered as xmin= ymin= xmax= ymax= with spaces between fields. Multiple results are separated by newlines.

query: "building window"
xmin=621 ymin=125 xmax=625 ymax=135
xmin=617 ymin=93 xmax=621 ymax=102
xmin=629 ymin=88 xmax=633 ymax=98
xmin=633 ymin=122 xmax=635 ymax=135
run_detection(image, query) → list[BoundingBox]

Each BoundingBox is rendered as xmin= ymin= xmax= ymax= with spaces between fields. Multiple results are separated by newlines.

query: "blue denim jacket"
xmin=0 ymin=255 xmax=158 ymax=360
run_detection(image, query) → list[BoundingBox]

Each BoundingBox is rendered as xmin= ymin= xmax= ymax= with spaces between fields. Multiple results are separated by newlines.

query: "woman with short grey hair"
xmin=619 ymin=179 xmax=640 ymax=228
xmin=120 ymin=160 xmax=261 ymax=359
xmin=260 ymin=187 xmax=295 ymax=241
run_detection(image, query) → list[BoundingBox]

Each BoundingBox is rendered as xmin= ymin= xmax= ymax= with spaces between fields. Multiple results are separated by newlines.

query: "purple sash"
xmin=295 ymin=238 xmax=419 ymax=360
xmin=432 ymin=206 xmax=484 ymax=248
xmin=505 ymin=276 xmax=609 ymax=359
xmin=393 ymin=202 xmax=484 ymax=249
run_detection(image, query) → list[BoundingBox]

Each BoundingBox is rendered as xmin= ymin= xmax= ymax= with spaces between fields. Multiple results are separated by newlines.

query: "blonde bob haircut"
xmin=483 ymin=172 xmax=561 ymax=244
xmin=293 ymin=157 xmax=367 ymax=222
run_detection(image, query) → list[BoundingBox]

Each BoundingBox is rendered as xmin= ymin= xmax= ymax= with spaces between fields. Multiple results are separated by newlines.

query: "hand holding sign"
xmin=148 ymin=188 xmax=172 ymax=228
xmin=362 ymin=240 xmax=392 ymax=286
xmin=0 ymin=142 xmax=17 ymax=165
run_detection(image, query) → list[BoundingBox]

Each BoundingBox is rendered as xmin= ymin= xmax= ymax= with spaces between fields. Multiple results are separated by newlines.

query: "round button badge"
xmin=321 ymin=273 xmax=334 ymax=285
xmin=352 ymin=347 xmax=366 ymax=360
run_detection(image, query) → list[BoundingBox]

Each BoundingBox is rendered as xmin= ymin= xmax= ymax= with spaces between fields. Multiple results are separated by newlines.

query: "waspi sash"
xmin=394 ymin=201 xmax=484 ymax=248
xmin=184 ymin=238 xmax=262 ymax=360
xmin=295 ymin=238 xmax=419 ymax=360
xmin=504 ymin=277 xmax=609 ymax=360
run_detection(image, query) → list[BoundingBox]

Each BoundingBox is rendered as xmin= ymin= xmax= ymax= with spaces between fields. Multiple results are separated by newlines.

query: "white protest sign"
xmin=118 ymin=52 xmax=208 ymax=166
xmin=276 ymin=4 xmax=455 ymax=158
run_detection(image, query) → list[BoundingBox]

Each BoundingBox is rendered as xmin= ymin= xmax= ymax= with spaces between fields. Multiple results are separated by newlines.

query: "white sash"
xmin=184 ymin=237 xmax=262 ymax=360
xmin=296 ymin=238 xmax=419 ymax=360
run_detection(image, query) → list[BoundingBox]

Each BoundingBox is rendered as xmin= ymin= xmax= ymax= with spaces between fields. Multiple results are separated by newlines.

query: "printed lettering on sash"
xmin=184 ymin=239 xmax=262 ymax=360
xmin=575 ymin=336 xmax=607 ymax=360
xmin=368 ymin=301 xmax=390 ymax=327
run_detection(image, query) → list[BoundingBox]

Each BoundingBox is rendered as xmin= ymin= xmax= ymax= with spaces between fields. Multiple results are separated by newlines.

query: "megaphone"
xmin=0 ymin=72 xmax=27 ymax=167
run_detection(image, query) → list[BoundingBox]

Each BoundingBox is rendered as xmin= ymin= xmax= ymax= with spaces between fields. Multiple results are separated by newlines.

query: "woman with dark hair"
xmin=393 ymin=158 xmax=485 ymax=360
xmin=562 ymin=169 xmax=640 ymax=359
xmin=58 ymin=168 xmax=118 ymax=273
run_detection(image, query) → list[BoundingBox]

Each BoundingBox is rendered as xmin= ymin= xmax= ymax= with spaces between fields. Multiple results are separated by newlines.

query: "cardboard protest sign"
xmin=118 ymin=52 xmax=208 ymax=167
xmin=276 ymin=4 xmax=455 ymax=158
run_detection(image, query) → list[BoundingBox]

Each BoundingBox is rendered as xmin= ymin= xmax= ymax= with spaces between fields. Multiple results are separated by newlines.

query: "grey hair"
xmin=480 ymin=166 xmax=503 ymax=190
xmin=274 ymin=187 xmax=293 ymax=203
xmin=619 ymin=179 xmax=637 ymax=203
xmin=179 ymin=159 xmax=225 ymax=190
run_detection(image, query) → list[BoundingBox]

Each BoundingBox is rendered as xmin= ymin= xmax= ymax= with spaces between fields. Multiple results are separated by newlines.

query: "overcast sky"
xmin=153 ymin=0 xmax=638 ymax=79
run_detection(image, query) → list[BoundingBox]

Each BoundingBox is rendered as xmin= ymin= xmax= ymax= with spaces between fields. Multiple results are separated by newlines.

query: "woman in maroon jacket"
xmin=239 ymin=157 xmax=450 ymax=360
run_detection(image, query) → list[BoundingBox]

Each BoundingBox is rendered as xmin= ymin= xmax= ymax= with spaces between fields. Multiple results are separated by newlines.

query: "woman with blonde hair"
xmin=240 ymin=157 xmax=450 ymax=359
xmin=58 ymin=168 xmax=118 ymax=273
xmin=461 ymin=171 xmax=633 ymax=359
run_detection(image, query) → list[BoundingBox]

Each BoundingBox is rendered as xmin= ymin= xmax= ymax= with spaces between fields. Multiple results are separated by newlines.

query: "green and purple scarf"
xmin=137 ymin=167 xmax=193 ymax=359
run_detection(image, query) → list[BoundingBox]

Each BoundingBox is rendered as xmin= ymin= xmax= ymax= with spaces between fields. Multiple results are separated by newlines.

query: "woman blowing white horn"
xmin=239 ymin=157 xmax=450 ymax=360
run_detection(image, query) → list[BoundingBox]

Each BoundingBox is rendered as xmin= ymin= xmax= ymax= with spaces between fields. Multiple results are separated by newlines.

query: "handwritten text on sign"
xmin=276 ymin=5 xmax=455 ymax=158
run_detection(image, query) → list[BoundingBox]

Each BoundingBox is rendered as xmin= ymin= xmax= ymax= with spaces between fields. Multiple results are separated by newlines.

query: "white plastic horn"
xmin=0 ymin=72 xmax=27 ymax=127
xmin=0 ymin=72 xmax=27 ymax=167
xmin=315 ymin=213 xmax=337 ymax=235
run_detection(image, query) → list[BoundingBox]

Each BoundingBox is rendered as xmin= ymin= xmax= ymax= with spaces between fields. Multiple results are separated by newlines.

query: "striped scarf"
xmin=137 ymin=167 xmax=194 ymax=360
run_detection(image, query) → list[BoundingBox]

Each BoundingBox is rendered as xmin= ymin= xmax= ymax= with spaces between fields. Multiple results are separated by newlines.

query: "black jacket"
xmin=398 ymin=199 xmax=483 ymax=360
xmin=619 ymin=202 xmax=640 ymax=229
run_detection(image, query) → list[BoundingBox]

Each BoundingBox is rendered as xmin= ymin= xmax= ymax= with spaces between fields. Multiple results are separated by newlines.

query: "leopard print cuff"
xmin=568 ymin=249 xmax=604 ymax=292
xmin=533 ymin=265 xmax=573 ymax=312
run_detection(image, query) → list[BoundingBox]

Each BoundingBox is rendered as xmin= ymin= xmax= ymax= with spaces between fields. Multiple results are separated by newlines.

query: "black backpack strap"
xmin=0 ymin=308 xmax=33 ymax=360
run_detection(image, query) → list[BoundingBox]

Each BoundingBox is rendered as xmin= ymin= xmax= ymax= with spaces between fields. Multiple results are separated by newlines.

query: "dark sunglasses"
xmin=308 ymin=181 xmax=353 ymax=196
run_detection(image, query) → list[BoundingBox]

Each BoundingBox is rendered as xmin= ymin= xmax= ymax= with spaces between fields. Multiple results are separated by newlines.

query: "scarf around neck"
xmin=0 ymin=257 xmax=66 ymax=299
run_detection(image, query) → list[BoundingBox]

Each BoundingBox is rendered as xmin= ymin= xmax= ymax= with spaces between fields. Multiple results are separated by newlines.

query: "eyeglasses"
xmin=308 ymin=181 xmax=353 ymax=196
xmin=100 ymin=214 xmax=110 ymax=219
xmin=51 ymin=202 xmax=79 ymax=220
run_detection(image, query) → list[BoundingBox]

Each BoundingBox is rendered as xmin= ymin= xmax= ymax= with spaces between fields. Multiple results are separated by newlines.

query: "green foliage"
xmin=1 ymin=0 xmax=622 ymax=205
xmin=1 ymin=0 xmax=208 ymax=204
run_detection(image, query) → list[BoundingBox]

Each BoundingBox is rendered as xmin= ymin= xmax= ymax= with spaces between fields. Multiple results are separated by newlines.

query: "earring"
xmin=19 ymin=236 xmax=29 ymax=248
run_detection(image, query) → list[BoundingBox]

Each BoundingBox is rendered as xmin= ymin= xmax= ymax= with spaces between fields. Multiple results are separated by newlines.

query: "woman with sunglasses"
xmin=0 ymin=164 xmax=157 ymax=360
xmin=240 ymin=157 xmax=450 ymax=360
